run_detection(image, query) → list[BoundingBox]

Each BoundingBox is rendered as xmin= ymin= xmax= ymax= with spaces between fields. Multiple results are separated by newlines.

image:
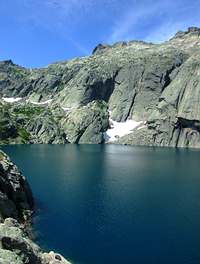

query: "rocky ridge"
xmin=0 ymin=150 xmax=71 ymax=264
xmin=0 ymin=27 xmax=200 ymax=148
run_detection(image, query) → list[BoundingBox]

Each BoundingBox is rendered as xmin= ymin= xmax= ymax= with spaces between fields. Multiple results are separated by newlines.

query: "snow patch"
xmin=2 ymin=97 xmax=22 ymax=103
xmin=62 ymin=107 xmax=73 ymax=111
xmin=104 ymin=118 xmax=145 ymax=142
xmin=28 ymin=99 xmax=52 ymax=105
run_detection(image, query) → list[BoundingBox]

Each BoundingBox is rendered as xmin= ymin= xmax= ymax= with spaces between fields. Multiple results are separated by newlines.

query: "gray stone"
xmin=0 ymin=151 xmax=33 ymax=222
xmin=1 ymin=27 xmax=200 ymax=148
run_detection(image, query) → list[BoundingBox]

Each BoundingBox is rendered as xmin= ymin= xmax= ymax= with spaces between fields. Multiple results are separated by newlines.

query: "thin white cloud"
xmin=45 ymin=0 xmax=94 ymax=17
xmin=107 ymin=0 xmax=200 ymax=44
xmin=107 ymin=1 xmax=167 ymax=43
xmin=145 ymin=13 xmax=200 ymax=43
xmin=9 ymin=0 xmax=200 ymax=53
xmin=18 ymin=0 xmax=120 ymax=55
xmin=144 ymin=21 xmax=185 ymax=43
xmin=67 ymin=36 xmax=90 ymax=55
xmin=18 ymin=0 xmax=93 ymax=55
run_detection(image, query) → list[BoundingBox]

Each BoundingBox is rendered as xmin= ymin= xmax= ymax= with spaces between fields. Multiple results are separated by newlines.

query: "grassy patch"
xmin=17 ymin=128 xmax=31 ymax=143
xmin=12 ymin=105 xmax=44 ymax=118
xmin=10 ymin=66 xmax=27 ymax=78
xmin=0 ymin=152 xmax=5 ymax=161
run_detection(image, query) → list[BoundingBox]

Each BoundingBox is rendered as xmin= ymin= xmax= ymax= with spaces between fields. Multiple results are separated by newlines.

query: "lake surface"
xmin=2 ymin=144 xmax=200 ymax=264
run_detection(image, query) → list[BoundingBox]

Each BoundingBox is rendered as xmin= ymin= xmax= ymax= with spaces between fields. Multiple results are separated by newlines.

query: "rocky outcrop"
xmin=0 ymin=102 xmax=67 ymax=144
xmin=61 ymin=100 xmax=109 ymax=144
xmin=0 ymin=151 xmax=33 ymax=221
xmin=117 ymin=52 xmax=200 ymax=148
xmin=0 ymin=218 xmax=71 ymax=264
xmin=0 ymin=151 xmax=71 ymax=264
xmin=0 ymin=217 xmax=71 ymax=264
xmin=0 ymin=100 xmax=109 ymax=144
xmin=1 ymin=27 xmax=200 ymax=148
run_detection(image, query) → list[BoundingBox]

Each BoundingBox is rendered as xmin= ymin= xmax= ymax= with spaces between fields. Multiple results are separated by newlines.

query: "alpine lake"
xmin=2 ymin=144 xmax=200 ymax=264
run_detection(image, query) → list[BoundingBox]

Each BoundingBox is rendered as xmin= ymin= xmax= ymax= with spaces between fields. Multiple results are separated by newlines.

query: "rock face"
xmin=0 ymin=218 xmax=71 ymax=264
xmin=146 ymin=53 xmax=200 ymax=148
xmin=0 ymin=150 xmax=71 ymax=264
xmin=0 ymin=151 xmax=33 ymax=221
xmin=0 ymin=100 xmax=109 ymax=144
xmin=62 ymin=100 xmax=109 ymax=144
xmin=0 ymin=27 xmax=200 ymax=148
xmin=117 ymin=50 xmax=200 ymax=148
xmin=0 ymin=102 xmax=67 ymax=144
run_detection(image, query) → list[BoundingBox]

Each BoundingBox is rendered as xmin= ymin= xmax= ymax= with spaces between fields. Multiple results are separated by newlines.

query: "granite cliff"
xmin=0 ymin=27 xmax=200 ymax=148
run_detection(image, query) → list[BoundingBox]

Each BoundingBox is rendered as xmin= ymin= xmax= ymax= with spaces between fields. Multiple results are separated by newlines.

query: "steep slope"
xmin=118 ymin=52 xmax=200 ymax=148
xmin=0 ymin=27 xmax=200 ymax=147
xmin=0 ymin=100 xmax=108 ymax=144
xmin=0 ymin=101 xmax=67 ymax=144
xmin=0 ymin=151 xmax=33 ymax=221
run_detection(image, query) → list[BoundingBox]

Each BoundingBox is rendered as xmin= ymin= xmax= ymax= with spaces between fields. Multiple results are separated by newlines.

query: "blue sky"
xmin=0 ymin=0 xmax=200 ymax=68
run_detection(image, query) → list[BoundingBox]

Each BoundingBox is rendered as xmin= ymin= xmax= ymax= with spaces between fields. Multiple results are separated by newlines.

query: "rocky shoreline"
xmin=0 ymin=150 xmax=71 ymax=264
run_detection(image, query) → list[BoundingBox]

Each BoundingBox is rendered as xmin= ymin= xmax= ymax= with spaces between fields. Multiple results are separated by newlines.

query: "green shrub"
xmin=17 ymin=128 xmax=30 ymax=143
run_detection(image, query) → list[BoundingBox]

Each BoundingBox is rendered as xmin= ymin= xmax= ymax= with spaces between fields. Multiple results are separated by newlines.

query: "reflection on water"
xmin=2 ymin=144 xmax=200 ymax=264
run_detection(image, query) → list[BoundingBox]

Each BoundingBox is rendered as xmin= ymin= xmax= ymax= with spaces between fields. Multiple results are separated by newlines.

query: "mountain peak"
xmin=0 ymin=60 xmax=14 ymax=65
xmin=173 ymin=26 xmax=200 ymax=39
xmin=92 ymin=43 xmax=111 ymax=55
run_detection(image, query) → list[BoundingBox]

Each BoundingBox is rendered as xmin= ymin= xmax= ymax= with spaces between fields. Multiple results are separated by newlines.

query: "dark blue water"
xmin=1 ymin=144 xmax=200 ymax=264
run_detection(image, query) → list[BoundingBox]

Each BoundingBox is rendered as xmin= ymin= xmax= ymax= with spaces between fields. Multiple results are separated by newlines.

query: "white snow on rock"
xmin=28 ymin=99 xmax=52 ymax=105
xmin=62 ymin=107 xmax=73 ymax=111
xmin=2 ymin=97 xmax=22 ymax=103
xmin=104 ymin=118 xmax=145 ymax=142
